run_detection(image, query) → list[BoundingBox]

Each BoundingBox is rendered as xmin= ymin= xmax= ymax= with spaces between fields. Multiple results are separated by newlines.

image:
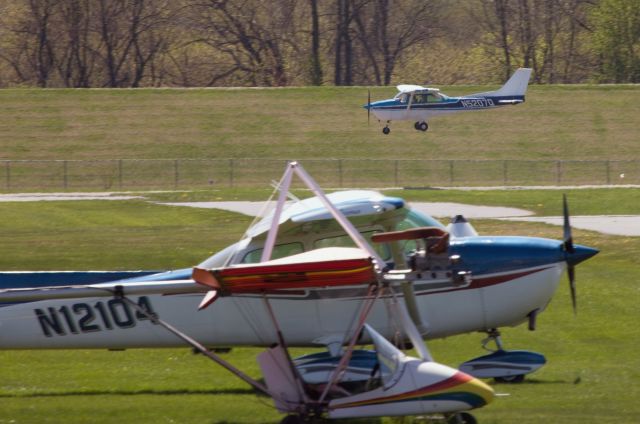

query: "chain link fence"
xmin=1 ymin=159 xmax=638 ymax=191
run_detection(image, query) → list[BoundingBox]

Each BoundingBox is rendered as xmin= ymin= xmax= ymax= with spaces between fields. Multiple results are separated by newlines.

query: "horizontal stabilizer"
xmin=497 ymin=99 xmax=524 ymax=104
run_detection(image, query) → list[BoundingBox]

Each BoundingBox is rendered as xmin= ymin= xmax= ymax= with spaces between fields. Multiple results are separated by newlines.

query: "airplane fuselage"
xmin=0 ymin=189 xmax=596 ymax=351
xmin=369 ymin=95 xmax=523 ymax=123
xmin=0 ymin=237 xmax=569 ymax=350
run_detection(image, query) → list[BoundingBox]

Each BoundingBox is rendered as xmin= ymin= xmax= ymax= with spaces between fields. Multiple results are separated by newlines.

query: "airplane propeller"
xmin=367 ymin=90 xmax=371 ymax=125
xmin=562 ymin=194 xmax=577 ymax=315
xmin=560 ymin=194 xmax=600 ymax=316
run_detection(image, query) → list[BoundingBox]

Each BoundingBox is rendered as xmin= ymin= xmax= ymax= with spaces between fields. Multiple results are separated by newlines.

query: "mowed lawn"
xmin=0 ymin=85 xmax=639 ymax=162
xmin=1 ymin=84 xmax=639 ymax=422
xmin=0 ymin=188 xmax=639 ymax=423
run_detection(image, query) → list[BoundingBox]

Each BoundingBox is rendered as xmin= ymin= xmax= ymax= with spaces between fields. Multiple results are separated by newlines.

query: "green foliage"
xmin=0 ymin=0 xmax=636 ymax=86
xmin=590 ymin=0 xmax=640 ymax=82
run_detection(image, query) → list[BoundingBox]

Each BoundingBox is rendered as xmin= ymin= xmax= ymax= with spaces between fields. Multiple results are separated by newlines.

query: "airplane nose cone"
xmin=566 ymin=244 xmax=599 ymax=267
xmin=463 ymin=375 xmax=495 ymax=407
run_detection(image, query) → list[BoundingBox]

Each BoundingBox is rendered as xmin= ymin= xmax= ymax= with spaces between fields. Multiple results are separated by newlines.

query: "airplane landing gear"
xmin=414 ymin=121 xmax=428 ymax=132
xmin=482 ymin=328 xmax=504 ymax=351
xmin=448 ymin=412 xmax=477 ymax=424
xmin=494 ymin=374 xmax=525 ymax=384
xmin=458 ymin=328 xmax=547 ymax=384
xmin=382 ymin=126 xmax=390 ymax=135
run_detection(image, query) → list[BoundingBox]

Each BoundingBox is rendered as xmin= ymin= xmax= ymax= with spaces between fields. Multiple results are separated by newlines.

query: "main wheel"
xmin=418 ymin=121 xmax=428 ymax=132
xmin=494 ymin=374 xmax=525 ymax=384
xmin=382 ymin=126 xmax=390 ymax=135
xmin=448 ymin=412 xmax=477 ymax=424
xmin=280 ymin=415 xmax=303 ymax=424
xmin=414 ymin=121 xmax=421 ymax=130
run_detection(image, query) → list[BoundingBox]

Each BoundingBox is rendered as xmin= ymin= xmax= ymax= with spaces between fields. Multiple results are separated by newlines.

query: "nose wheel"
xmin=382 ymin=126 xmax=390 ymax=135
xmin=447 ymin=412 xmax=477 ymax=424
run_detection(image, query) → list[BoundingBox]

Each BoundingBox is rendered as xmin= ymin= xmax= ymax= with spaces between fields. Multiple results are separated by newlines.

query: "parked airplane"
xmin=1 ymin=162 xmax=498 ymax=424
xmin=365 ymin=68 xmax=532 ymax=134
xmin=0 ymin=162 xmax=597 ymax=388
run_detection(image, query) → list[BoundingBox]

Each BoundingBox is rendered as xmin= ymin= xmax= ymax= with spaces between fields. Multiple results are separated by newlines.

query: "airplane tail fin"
xmin=474 ymin=68 xmax=532 ymax=98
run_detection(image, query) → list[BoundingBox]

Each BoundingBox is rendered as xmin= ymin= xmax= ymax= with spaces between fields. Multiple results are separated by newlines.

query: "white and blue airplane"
xmin=365 ymin=68 xmax=532 ymax=134
xmin=0 ymin=162 xmax=597 ymax=387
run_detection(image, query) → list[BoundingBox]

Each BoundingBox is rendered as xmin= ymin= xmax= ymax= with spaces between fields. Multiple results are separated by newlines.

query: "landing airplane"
xmin=365 ymin=68 xmax=532 ymax=134
xmin=0 ymin=162 xmax=597 ymax=389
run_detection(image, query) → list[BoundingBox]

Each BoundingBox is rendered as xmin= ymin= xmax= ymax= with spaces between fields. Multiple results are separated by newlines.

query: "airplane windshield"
xmin=396 ymin=210 xmax=446 ymax=255
xmin=397 ymin=93 xmax=409 ymax=103
xmin=400 ymin=209 xmax=445 ymax=229
xmin=365 ymin=324 xmax=405 ymax=386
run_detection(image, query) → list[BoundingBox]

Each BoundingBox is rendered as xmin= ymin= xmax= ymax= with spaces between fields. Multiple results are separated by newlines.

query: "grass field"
xmin=0 ymin=188 xmax=639 ymax=423
xmin=0 ymin=85 xmax=639 ymax=423
xmin=1 ymin=85 xmax=639 ymax=163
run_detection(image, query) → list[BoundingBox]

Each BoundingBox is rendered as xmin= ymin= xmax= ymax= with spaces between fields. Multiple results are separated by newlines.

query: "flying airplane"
xmin=365 ymin=68 xmax=533 ymax=134
xmin=0 ymin=162 xmax=597 ymax=390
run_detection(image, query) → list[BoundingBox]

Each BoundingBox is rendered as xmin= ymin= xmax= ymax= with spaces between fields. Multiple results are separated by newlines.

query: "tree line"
xmin=0 ymin=0 xmax=638 ymax=88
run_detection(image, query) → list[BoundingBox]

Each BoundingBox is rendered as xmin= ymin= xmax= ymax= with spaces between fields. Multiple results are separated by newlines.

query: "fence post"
xmin=449 ymin=160 xmax=454 ymax=184
xmin=4 ymin=161 xmax=9 ymax=190
xmin=117 ymin=160 xmax=123 ymax=189
xmin=503 ymin=160 xmax=508 ymax=185
xmin=174 ymin=159 xmax=179 ymax=189
xmin=394 ymin=160 xmax=399 ymax=187
xmin=229 ymin=159 xmax=234 ymax=187
xmin=63 ymin=160 xmax=68 ymax=190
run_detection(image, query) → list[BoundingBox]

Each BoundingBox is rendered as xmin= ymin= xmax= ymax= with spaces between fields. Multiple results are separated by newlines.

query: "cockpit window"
xmin=314 ymin=230 xmax=391 ymax=261
xmin=396 ymin=210 xmax=446 ymax=255
xmin=398 ymin=93 xmax=409 ymax=103
xmin=427 ymin=93 xmax=444 ymax=102
xmin=412 ymin=94 xmax=428 ymax=104
xmin=399 ymin=209 xmax=445 ymax=230
xmin=241 ymin=242 xmax=304 ymax=264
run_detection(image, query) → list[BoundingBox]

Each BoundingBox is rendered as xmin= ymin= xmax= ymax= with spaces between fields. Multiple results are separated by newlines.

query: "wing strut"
xmin=318 ymin=283 xmax=381 ymax=404
xmin=110 ymin=286 xmax=279 ymax=400
xmin=261 ymin=161 xmax=386 ymax=271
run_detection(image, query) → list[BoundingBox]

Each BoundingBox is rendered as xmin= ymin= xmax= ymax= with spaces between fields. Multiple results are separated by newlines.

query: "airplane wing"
xmin=0 ymin=279 xmax=205 ymax=303
xmin=193 ymin=247 xmax=376 ymax=294
xmin=0 ymin=247 xmax=376 ymax=304
xmin=397 ymin=84 xmax=426 ymax=93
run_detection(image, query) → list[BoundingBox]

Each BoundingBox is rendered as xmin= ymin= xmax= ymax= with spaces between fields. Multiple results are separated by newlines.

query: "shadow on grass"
xmin=0 ymin=387 xmax=259 ymax=398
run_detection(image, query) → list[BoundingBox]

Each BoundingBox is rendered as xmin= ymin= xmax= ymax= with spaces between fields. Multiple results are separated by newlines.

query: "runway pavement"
xmin=158 ymin=200 xmax=640 ymax=236
xmin=1 ymin=193 xmax=637 ymax=236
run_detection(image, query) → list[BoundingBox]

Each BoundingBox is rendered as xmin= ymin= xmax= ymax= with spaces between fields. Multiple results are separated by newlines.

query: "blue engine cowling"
xmin=459 ymin=349 xmax=546 ymax=380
